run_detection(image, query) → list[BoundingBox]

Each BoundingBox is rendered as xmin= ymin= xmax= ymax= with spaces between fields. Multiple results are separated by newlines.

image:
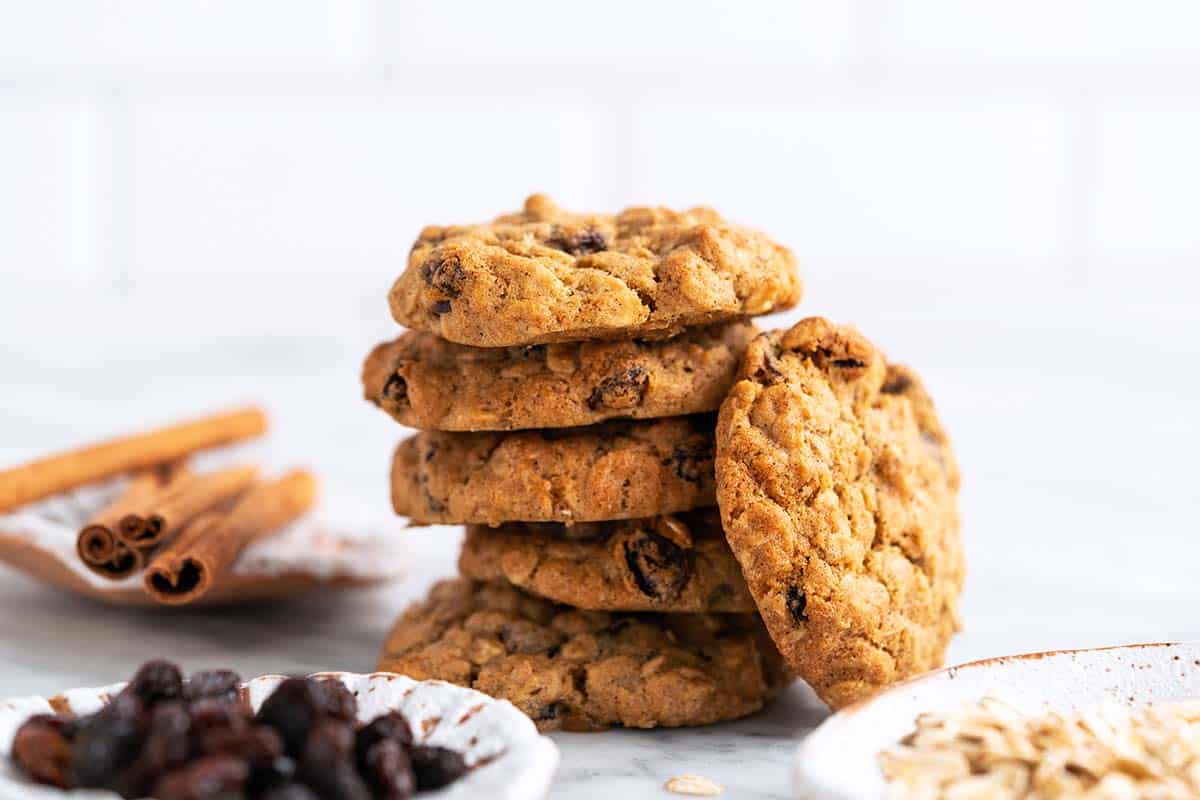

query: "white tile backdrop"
xmin=1 ymin=0 xmax=1197 ymax=296
xmin=2 ymin=0 xmax=1200 ymax=712
xmin=0 ymin=1 xmax=370 ymax=73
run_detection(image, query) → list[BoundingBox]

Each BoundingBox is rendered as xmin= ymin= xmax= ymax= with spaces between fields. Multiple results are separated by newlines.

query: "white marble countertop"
xmin=1 ymin=286 xmax=1198 ymax=798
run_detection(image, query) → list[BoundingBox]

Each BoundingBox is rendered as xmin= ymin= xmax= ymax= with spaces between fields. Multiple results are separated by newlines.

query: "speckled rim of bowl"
xmin=0 ymin=671 xmax=559 ymax=800
xmin=793 ymin=642 xmax=1200 ymax=800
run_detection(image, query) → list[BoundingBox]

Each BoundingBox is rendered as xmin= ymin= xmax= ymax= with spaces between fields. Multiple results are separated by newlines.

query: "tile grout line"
xmin=2 ymin=63 xmax=1199 ymax=103
xmin=103 ymin=88 xmax=135 ymax=294
xmin=366 ymin=0 xmax=400 ymax=90
xmin=1063 ymin=95 xmax=1098 ymax=288
xmin=852 ymin=0 xmax=886 ymax=88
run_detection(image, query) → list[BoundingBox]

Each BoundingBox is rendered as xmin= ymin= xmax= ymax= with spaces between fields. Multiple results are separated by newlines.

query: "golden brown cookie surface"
xmin=387 ymin=195 xmax=801 ymax=347
xmin=362 ymin=321 xmax=757 ymax=431
xmin=377 ymin=579 xmax=791 ymax=731
xmin=458 ymin=510 xmax=754 ymax=613
xmin=715 ymin=318 xmax=964 ymax=710
xmin=391 ymin=416 xmax=715 ymax=526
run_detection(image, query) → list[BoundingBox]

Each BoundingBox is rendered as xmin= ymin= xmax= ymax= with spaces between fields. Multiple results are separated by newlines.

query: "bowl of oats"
xmin=794 ymin=642 xmax=1200 ymax=799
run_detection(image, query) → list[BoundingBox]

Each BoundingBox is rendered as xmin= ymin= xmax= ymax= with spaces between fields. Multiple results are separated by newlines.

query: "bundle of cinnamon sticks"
xmin=0 ymin=408 xmax=318 ymax=605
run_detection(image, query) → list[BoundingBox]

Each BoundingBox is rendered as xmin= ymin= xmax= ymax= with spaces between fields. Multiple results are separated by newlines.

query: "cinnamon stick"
xmin=88 ymin=542 xmax=147 ymax=580
xmin=117 ymin=465 xmax=259 ymax=551
xmin=0 ymin=407 xmax=268 ymax=513
xmin=76 ymin=465 xmax=189 ymax=579
xmin=143 ymin=469 xmax=317 ymax=605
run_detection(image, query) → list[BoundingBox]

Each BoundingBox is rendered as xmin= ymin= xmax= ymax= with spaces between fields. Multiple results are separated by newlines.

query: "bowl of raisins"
xmin=0 ymin=661 xmax=558 ymax=799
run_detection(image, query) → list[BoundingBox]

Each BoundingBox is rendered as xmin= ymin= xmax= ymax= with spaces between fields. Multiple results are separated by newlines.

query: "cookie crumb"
xmin=664 ymin=774 xmax=724 ymax=796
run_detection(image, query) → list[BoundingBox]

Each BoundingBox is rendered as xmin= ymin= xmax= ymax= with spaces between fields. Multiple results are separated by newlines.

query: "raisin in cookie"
xmin=377 ymin=579 xmax=791 ymax=731
xmin=458 ymin=510 xmax=754 ymax=613
xmin=388 ymin=195 xmax=801 ymax=347
xmin=391 ymin=416 xmax=715 ymax=526
xmin=715 ymin=318 xmax=964 ymax=710
xmin=363 ymin=321 xmax=757 ymax=432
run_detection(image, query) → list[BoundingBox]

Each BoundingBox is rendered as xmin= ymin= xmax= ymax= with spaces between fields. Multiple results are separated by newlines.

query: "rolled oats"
xmin=879 ymin=697 xmax=1200 ymax=799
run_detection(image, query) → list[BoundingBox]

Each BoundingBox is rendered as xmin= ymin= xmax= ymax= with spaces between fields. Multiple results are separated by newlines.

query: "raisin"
xmin=881 ymin=371 xmax=913 ymax=395
xmin=497 ymin=621 xmax=565 ymax=655
xmin=247 ymin=755 xmax=297 ymax=795
xmin=422 ymin=478 xmax=447 ymax=514
xmin=409 ymin=745 xmax=469 ymax=790
xmin=662 ymin=439 xmax=713 ymax=484
xmin=533 ymin=702 xmax=566 ymax=722
xmin=58 ymin=715 xmax=80 ymax=740
xmin=786 ymin=585 xmax=809 ymax=623
xmin=382 ymin=373 xmax=408 ymax=404
xmin=256 ymin=678 xmax=322 ymax=757
xmin=200 ymin=722 xmax=284 ymax=764
xmin=586 ymin=366 xmax=649 ymax=410
xmin=356 ymin=711 xmax=414 ymax=762
xmin=183 ymin=670 xmax=241 ymax=704
xmin=189 ymin=696 xmax=252 ymax=739
xmin=430 ymin=300 xmax=452 ymax=316
xmin=298 ymin=720 xmax=370 ymax=800
xmin=622 ymin=529 xmax=690 ymax=602
xmin=303 ymin=718 xmax=355 ymax=763
xmin=112 ymin=700 xmax=192 ymax=797
xmin=11 ymin=714 xmax=74 ymax=788
xmin=71 ymin=692 xmax=148 ymax=788
xmin=299 ymin=762 xmax=371 ymax=800
xmin=752 ymin=347 xmax=786 ymax=385
xmin=573 ymin=229 xmax=608 ymax=254
xmin=152 ymin=755 xmax=249 ymax=800
xmin=261 ymin=783 xmax=320 ymax=800
xmin=312 ymin=678 xmax=357 ymax=723
xmin=420 ymin=254 xmax=466 ymax=297
xmin=362 ymin=738 xmax=415 ymax=800
xmin=831 ymin=358 xmax=865 ymax=369
xmin=547 ymin=227 xmax=608 ymax=255
xmin=125 ymin=660 xmax=184 ymax=707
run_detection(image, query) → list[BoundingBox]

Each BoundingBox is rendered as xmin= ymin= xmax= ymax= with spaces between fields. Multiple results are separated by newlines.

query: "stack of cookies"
xmin=363 ymin=196 xmax=965 ymax=731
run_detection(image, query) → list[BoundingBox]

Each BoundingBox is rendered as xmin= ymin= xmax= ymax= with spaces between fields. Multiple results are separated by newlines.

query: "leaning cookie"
xmin=391 ymin=416 xmax=715 ymax=526
xmin=377 ymin=578 xmax=791 ymax=731
xmin=362 ymin=321 xmax=757 ymax=432
xmin=388 ymin=194 xmax=801 ymax=347
xmin=458 ymin=510 xmax=755 ymax=613
xmin=715 ymin=318 xmax=964 ymax=710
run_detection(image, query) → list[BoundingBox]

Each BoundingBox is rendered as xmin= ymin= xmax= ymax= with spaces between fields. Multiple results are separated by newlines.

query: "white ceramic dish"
xmin=0 ymin=671 xmax=559 ymax=800
xmin=794 ymin=642 xmax=1200 ymax=799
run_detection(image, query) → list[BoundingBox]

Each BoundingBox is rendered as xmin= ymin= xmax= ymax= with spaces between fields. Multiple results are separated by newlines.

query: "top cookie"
xmin=362 ymin=320 xmax=757 ymax=431
xmin=715 ymin=318 xmax=964 ymax=710
xmin=388 ymin=195 xmax=801 ymax=347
